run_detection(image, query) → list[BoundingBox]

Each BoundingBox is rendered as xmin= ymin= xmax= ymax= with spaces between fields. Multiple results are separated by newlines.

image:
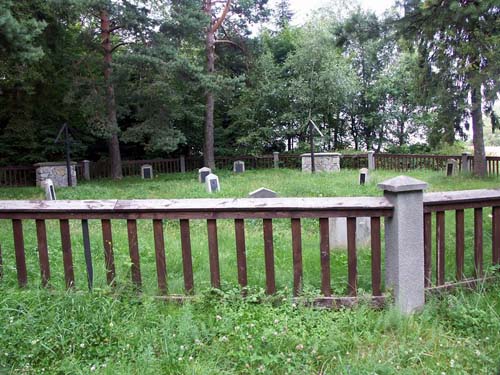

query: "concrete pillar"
xmin=83 ymin=160 xmax=90 ymax=181
xmin=273 ymin=152 xmax=279 ymax=169
xmin=368 ymin=151 xmax=375 ymax=170
xmin=378 ymin=176 xmax=428 ymax=314
xmin=180 ymin=155 xmax=186 ymax=173
xmin=461 ymin=152 xmax=470 ymax=173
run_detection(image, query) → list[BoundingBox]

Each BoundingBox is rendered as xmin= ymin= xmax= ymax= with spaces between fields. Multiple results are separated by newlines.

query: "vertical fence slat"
xmin=319 ymin=218 xmax=331 ymax=297
xmin=493 ymin=207 xmax=500 ymax=266
xmin=234 ymin=219 xmax=248 ymax=290
xmin=81 ymin=219 xmax=94 ymax=290
xmin=59 ymin=219 xmax=75 ymax=288
xmin=436 ymin=211 xmax=445 ymax=286
xmin=0 ymin=243 xmax=3 ymax=280
xmin=291 ymin=218 xmax=303 ymax=297
xmin=12 ymin=219 xmax=27 ymax=287
xmin=474 ymin=208 xmax=483 ymax=278
xmin=153 ymin=219 xmax=167 ymax=294
xmin=347 ymin=217 xmax=357 ymax=296
xmin=207 ymin=219 xmax=221 ymax=289
xmin=35 ymin=219 xmax=50 ymax=287
xmin=263 ymin=219 xmax=276 ymax=295
xmin=424 ymin=212 xmax=432 ymax=287
xmin=455 ymin=209 xmax=465 ymax=280
xmin=370 ymin=217 xmax=382 ymax=296
xmin=180 ymin=219 xmax=194 ymax=294
xmin=127 ymin=219 xmax=141 ymax=288
xmin=101 ymin=219 xmax=116 ymax=285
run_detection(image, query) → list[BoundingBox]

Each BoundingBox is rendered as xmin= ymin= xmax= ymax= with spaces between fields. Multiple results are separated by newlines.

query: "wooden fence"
xmin=423 ymin=190 xmax=500 ymax=290
xmin=0 ymin=197 xmax=391 ymax=307
xmin=0 ymin=185 xmax=499 ymax=311
xmin=1 ymin=153 xmax=499 ymax=188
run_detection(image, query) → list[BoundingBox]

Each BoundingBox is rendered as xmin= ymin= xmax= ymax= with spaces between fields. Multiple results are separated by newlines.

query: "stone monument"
xmin=248 ymin=187 xmax=278 ymax=198
xmin=34 ymin=162 xmax=77 ymax=187
xmin=301 ymin=153 xmax=341 ymax=172
xmin=329 ymin=217 xmax=371 ymax=250
xmin=141 ymin=164 xmax=154 ymax=179
xmin=41 ymin=179 xmax=57 ymax=200
xmin=199 ymin=167 xmax=211 ymax=183
xmin=233 ymin=160 xmax=245 ymax=173
xmin=359 ymin=168 xmax=369 ymax=185
xmin=205 ymin=173 xmax=220 ymax=193
xmin=446 ymin=159 xmax=458 ymax=177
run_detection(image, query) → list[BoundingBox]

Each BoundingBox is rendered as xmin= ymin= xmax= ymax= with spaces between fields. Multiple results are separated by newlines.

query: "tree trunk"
xmin=471 ymin=84 xmax=486 ymax=177
xmin=203 ymin=1 xmax=216 ymax=170
xmin=100 ymin=9 xmax=122 ymax=179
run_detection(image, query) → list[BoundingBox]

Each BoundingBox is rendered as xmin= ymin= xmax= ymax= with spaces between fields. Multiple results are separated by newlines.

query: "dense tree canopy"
xmin=0 ymin=0 xmax=498 ymax=177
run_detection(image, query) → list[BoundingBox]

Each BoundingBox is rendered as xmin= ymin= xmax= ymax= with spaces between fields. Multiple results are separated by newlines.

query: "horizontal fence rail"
xmin=423 ymin=189 xmax=500 ymax=291
xmin=0 ymin=198 xmax=392 ymax=307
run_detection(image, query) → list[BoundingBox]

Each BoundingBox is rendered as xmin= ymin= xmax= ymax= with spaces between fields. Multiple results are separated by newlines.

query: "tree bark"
xmin=203 ymin=0 xmax=231 ymax=170
xmin=204 ymin=23 xmax=216 ymax=169
xmin=100 ymin=9 xmax=123 ymax=179
xmin=471 ymin=84 xmax=486 ymax=177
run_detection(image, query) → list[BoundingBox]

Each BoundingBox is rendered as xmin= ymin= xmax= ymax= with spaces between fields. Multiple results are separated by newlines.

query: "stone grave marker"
xmin=359 ymin=168 xmax=369 ymax=185
xmin=301 ymin=153 xmax=341 ymax=172
xmin=446 ymin=159 xmax=458 ymax=177
xmin=248 ymin=187 xmax=277 ymax=198
xmin=233 ymin=160 xmax=245 ymax=173
xmin=41 ymin=179 xmax=57 ymax=200
xmin=199 ymin=167 xmax=211 ymax=183
xmin=329 ymin=217 xmax=371 ymax=250
xmin=141 ymin=164 xmax=153 ymax=179
xmin=34 ymin=162 xmax=77 ymax=187
xmin=205 ymin=173 xmax=220 ymax=193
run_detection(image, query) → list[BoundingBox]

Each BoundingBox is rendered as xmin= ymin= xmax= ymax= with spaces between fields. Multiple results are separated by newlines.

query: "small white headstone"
xmin=199 ymin=167 xmax=212 ymax=183
xmin=446 ymin=159 xmax=458 ymax=177
xmin=233 ymin=160 xmax=245 ymax=173
xmin=359 ymin=168 xmax=369 ymax=185
xmin=41 ymin=179 xmax=57 ymax=200
xmin=248 ymin=187 xmax=277 ymax=198
xmin=205 ymin=173 xmax=220 ymax=193
xmin=141 ymin=164 xmax=153 ymax=179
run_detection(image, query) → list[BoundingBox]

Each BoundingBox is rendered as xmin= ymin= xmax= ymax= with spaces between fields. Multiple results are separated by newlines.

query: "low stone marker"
xmin=233 ymin=160 xmax=245 ymax=173
xmin=446 ymin=159 xmax=458 ymax=176
xmin=461 ymin=152 xmax=470 ymax=173
xmin=41 ymin=179 xmax=57 ymax=200
xmin=329 ymin=217 xmax=371 ymax=250
xmin=248 ymin=187 xmax=277 ymax=198
xmin=359 ymin=168 xmax=369 ymax=185
xmin=141 ymin=164 xmax=153 ymax=179
xmin=199 ymin=167 xmax=211 ymax=183
xmin=205 ymin=173 xmax=220 ymax=193
xmin=301 ymin=153 xmax=341 ymax=172
xmin=34 ymin=161 xmax=77 ymax=187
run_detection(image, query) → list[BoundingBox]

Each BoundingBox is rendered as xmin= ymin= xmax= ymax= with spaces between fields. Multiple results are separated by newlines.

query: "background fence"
xmin=1 ymin=152 xmax=499 ymax=187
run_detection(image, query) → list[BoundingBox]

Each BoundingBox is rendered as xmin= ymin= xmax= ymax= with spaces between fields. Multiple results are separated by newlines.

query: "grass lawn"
xmin=1 ymin=168 xmax=500 ymax=373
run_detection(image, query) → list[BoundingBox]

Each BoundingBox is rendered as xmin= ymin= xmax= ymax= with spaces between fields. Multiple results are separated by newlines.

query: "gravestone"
xmin=446 ymin=159 xmax=458 ymax=177
xmin=233 ymin=160 xmax=245 ymax=173
xmin=141 ymin=164 xmax=153 ymax=179
xmin=329 ymin=217 xmax=371 ymax=250
xmin=248 ymin=187 xmax=278 ymax=198
xmin=205 ymin=173 xmax=220 ymax=193
xmin=301 ymin=153 xmax=341 ymax=172
xmin=198 ymin=167 xmax=212 ymax=183
xmin=359 ymin=168 xmax=369 ymax=185
xmin=41 ymin=179 xmax=57 ymax=200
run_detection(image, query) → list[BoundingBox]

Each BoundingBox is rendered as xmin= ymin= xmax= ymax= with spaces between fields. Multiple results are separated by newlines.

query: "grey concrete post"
xmin=461 ymin=152 xmax=470 ymax=173
xmin=180 ymin=155 xmax=186 ymax=173
xmin=378 ymin=176 xmax=428 ymax=314
xmin=368 ymin=151 xmax=375 ymax=170
xmin=273 ymin=152 xmax=279 ymax=169
xmin=82 ymin=160 xmax=91 ymax=181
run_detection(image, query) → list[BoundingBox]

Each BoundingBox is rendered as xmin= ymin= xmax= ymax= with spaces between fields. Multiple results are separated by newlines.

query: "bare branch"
xmin=211 ymin=0 xmax=231 ymax=33
xmin=111 ymin=42 xmax=129 ymax=53
xmin=215 ymin=39 xmax=244 ymax=52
